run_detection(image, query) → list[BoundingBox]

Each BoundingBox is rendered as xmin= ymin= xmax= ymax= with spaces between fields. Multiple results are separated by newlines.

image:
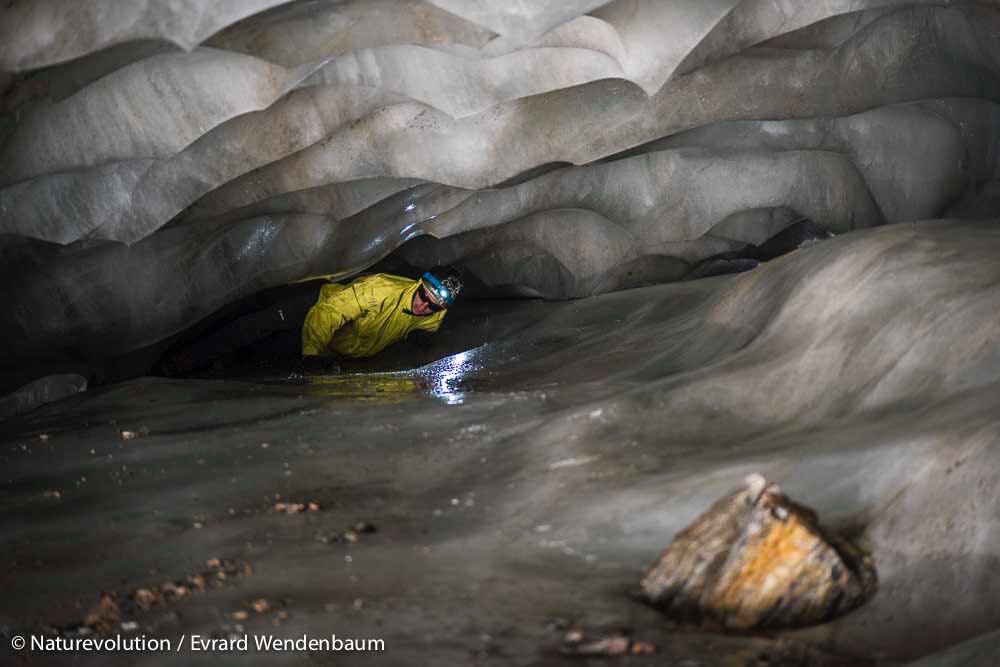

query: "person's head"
xmin=412 ymin=265 xmax=463 ymax=315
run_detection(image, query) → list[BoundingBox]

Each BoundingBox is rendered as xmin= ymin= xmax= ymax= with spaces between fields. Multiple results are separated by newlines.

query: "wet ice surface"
xmin=268 ymin=348 xmax=494 ymax=406
xmin=2 ymin=222 xmax=1000 ymax=666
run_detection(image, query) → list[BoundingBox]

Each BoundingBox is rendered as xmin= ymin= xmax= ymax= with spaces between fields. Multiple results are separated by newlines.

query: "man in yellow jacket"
xmin=301 ymin=266 xmax=463 ymax=361
xmin=158 ymin=267 xmax=462 ymax=376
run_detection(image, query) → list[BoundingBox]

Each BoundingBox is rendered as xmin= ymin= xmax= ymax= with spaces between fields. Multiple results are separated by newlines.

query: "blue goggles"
xmin=421 ymin=272 xmax=456 ymax=306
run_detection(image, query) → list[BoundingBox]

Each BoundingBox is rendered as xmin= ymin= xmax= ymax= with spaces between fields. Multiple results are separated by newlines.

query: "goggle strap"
xmin=422 ymin=272 xmax=444 ymax=291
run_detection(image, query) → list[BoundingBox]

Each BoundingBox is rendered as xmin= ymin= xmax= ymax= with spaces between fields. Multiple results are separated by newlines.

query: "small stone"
xmin=133 ymin=589 xmax=158 ymax=610
xmin=274 ymin=502 xmax=306 ymax=513
xmin=631 ymin=641 xmax=657 ymax=655
xmin=559 ymin=630 xmax=650 ymax=657
xmin=83 ymin=594 xmax=121 ymax=635
xmin=160 ymin=582 xmax=188 ymax=598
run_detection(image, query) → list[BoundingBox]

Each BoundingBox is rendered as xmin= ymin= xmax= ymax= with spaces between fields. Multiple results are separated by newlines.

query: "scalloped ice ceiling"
xmin=1 ymin=0 xmax=999 ymax=368
xmin=2 ymin=4 xmax=1000 ymax=665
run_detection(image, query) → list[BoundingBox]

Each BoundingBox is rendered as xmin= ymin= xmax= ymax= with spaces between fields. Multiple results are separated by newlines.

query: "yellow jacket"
xmin=301 ymin=274 xmax=446 ymax=358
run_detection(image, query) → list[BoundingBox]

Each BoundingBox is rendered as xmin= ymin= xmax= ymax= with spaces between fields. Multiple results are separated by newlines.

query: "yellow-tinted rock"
xmin=640 ymin=474 xmax=877 ymax=630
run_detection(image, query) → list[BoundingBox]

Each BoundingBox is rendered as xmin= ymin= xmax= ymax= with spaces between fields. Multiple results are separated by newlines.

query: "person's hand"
xmin=407 ymin=330 xmax=434 ymax=350
xmin=301 ymin=356 xmax=341 ymax=374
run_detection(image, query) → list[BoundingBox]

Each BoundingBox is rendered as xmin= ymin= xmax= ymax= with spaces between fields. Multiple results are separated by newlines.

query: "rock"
xmin=559 ymin=629 xmax=657 ymax=657
xmin=639 ymin=474 xmax=877 ymax=631
xmin=274 ymin=501 xmax=321 ymax=514
xmin=83 ymin=594 xmax=120 ymax=634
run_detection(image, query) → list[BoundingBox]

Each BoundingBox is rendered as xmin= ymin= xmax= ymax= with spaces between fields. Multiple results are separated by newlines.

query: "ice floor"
xmin=2 ymin=221 xmax=999 ymax=666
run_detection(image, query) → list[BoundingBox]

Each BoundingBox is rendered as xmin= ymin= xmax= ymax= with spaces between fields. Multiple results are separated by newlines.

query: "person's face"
xmin=411 ymin=281 xmax=447 ymax=316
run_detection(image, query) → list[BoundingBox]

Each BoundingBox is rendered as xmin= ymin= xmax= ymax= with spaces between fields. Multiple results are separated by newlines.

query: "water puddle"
xmin=257 ymin=347 xmax=490 ymax=406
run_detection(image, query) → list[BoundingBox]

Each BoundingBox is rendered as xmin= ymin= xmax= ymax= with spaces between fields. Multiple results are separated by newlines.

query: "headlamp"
xmin=422 ymin=272 xmax=455 ymax=306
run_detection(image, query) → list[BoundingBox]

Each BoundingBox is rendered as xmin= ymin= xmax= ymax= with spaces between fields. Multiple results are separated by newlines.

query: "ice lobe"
xmin=0 ymin=0 xmax=295 ymax=71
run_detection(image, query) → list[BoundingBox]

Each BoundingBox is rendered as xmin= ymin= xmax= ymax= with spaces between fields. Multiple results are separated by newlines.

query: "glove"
xmin=301 ymin=356 xmax=341 ymax=374
xmin=407 ymin=329 xmax=434 ymax=350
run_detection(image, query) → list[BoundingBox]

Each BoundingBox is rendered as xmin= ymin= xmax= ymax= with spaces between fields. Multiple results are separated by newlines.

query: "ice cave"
xmin=1 ymin=1 xmax=999 ymax=665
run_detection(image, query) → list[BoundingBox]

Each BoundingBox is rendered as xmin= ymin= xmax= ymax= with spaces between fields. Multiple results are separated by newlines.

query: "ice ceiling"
xmin=1 ymin=0 xmax=999 ymax=369
xmin=2 ymin=3 xmax=1000 ymax=665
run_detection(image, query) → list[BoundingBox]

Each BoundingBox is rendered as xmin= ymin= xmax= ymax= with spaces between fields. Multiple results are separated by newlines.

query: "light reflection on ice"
xmin=418 ymin=349 xmax=479 ymax=405
xmin=235 ymin=220 xmax=280 ymax=261
xmin=276 ymin=348 xmax=484 ymax=405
